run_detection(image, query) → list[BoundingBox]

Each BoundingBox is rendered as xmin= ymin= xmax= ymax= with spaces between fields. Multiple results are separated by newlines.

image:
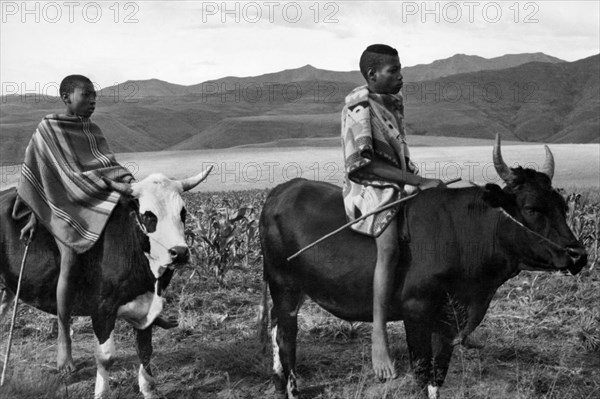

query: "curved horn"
xmin=102 ymin=177 xmax=133 ymax=196
xmin=541 ymin=145 xmax=555 ymax=181
xmin=493 ymin=134 xmax=513 ymax=182
xmin=179 ymin=165 xmax=214 ymax=192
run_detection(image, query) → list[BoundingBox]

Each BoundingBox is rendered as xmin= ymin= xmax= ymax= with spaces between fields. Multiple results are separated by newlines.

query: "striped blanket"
xmin=341 ymin=86 xmax=417 ymax=237
xmin=17 ymin=114 xmax=133 ymax=253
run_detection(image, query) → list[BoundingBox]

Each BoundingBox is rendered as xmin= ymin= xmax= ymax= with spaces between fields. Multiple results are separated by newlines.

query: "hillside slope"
xmin=1 ymin=53 xmax=596 ymax=163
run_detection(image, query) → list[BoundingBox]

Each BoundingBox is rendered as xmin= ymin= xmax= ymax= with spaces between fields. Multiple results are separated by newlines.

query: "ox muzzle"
xmin=168 ymin=245 xmax=190 ymax=264
xmin=562 ymin=245 xmax=587 ymax=275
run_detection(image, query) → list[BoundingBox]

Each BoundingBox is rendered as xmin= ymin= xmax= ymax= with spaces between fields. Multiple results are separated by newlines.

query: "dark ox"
xmin=0 ymin=168 xmax=211 ymax=399
xmin=258 ymin=137 xmax=587 ymax=398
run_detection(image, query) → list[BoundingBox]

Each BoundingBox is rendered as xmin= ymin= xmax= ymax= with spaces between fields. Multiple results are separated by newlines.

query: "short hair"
xmin=359 ymin=44 xmax=399 ymax=81
xmin=59 ymin=75 xmax=92 ymax=97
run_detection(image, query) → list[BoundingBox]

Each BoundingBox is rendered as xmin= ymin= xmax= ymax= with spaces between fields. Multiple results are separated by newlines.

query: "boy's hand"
xmin=418 ymin=178 xmax=446 ymax=191
xmin=121 ymin=175 xmax=135 ymax=184
xmin=20 ymin=213 xmax=38 ymax=244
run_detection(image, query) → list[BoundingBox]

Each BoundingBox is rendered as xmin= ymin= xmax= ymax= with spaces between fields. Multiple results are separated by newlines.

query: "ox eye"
xmin=180 ymin=208 xmax=187 ymax=224
xmin=141 ymin=211 xmax=157 ymax=233
xmin=523 ymin=207 xmax=539 ymax=217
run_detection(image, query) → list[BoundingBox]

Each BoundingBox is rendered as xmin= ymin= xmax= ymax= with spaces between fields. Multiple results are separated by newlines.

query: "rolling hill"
xmin=406 ymin=54 xmax=599 ymax=143
xmin=401 ymin=52 xmax=564 ymax=82
xmin=1 ymin=53 xmax=597 ymax=164
xmin=173 ymin=53 xmax=598 ymax=149
xmin=97 ymin=53 xmax=566 ymax=99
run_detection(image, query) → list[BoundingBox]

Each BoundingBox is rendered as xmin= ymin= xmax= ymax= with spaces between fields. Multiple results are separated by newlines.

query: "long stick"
xmin=287 ymin=178 xmax=461 ymax=261
xmin=1 ymin=243 xmax=30 ymax=386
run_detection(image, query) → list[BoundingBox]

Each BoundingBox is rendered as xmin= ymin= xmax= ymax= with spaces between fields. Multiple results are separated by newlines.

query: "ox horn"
xmin=493 ymin=134 xmax=513 ymax=182
xmin=102 ymin=177 xmax=133 ymax=195
xmin=179 ymin=165 xmax=214 ymax=192
xmin=541 ymin=145 xmax=555 ymax=181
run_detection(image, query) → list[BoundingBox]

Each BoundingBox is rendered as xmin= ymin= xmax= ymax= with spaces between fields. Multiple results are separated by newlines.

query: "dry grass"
xmin=1 ymin=187 xmax=598 ymax=398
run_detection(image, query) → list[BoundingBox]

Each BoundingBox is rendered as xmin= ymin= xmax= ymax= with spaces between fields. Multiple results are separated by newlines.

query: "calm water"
xmin=2 ymin=144 xmax=598 ymax=192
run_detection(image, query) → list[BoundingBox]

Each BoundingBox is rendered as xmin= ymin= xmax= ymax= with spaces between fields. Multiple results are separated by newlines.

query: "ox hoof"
xmin=153 ymin=315 xmax=178 ymax=330
xmin=427 ymin=385 xmax=440 ymax=399
xmin=462 ymin=336 xmax=484 ymax=349
xmin=454 ymin=335 xmax=484 ymax=349
xmin=265 ymin=385 xmax=289 ymax=399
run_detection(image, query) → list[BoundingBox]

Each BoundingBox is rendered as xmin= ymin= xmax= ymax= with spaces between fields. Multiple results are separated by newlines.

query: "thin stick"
xmin=1 ymin=243 xmax=30 ymax=386
xmin=287 ymin=178 xmax=461 ymax=261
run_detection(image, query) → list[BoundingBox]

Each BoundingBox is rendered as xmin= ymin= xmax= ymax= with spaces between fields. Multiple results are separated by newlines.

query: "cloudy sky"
xmin=1 ymin=1 xmax=599 ymax=93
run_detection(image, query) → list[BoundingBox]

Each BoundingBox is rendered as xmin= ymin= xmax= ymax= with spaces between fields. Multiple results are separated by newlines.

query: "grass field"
xmin=0 ymin=147 xmax=599 ymax=398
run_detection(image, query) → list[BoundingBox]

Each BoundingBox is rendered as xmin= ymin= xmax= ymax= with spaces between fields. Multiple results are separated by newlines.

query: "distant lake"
xmin=2 ymin=144 xmax=598 ymax=192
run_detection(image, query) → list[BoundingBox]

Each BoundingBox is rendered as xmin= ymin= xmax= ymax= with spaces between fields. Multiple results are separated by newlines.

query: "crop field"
xmin=0 ymin=147 xmax=599 ymax=398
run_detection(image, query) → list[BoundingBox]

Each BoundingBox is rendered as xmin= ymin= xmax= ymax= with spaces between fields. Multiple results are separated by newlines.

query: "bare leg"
xmin=372 ymin=220 xmax=399 ymax=381
xmin=56 ymin=240 xmax=77 ymax=373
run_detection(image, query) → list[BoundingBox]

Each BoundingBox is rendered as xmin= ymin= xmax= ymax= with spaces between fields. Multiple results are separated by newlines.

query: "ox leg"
xmin=404 ymin=320 xmax=435 ymax=398
xmin=270 ymin=284 xmax=302 ymax=399
xmin=136 ymin=326 xmax=160 ymax=399
xmin=92 ymin=313 xmax=117 ymax=399
xmin=430 ymin=332 xmax=454 ymax=399
xmin=93 ymin=332 xmax=116 ymax=399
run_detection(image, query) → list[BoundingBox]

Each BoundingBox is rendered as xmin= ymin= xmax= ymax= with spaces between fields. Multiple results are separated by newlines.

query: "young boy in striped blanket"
xmin=17 ymin=74 xmax=134 ymax=372
xmin=341 ymin=44 xmax=445 ymax=380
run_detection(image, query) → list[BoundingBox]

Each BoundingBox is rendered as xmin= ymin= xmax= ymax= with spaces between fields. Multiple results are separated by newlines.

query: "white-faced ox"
xmin=258 ymin=136 xmax=587 ymax=399
xmin=0 ymin=167 xmax=212 ymax=399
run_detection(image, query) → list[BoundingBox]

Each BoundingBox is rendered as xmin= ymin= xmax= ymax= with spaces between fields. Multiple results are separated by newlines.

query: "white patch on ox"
xmin=287 ymin=370 xmax=298 ymax=399
xmin=94 ymin=333 xmax=115 ymax=399
xmin=271 ymin=325 xmax=284 ymax=378
xmin=117 ymin=282 xmax=164 ymax=330
xmin=288 ymin=296 xmax=304 ymax=318
xmin=428 ymin=384 xmax=439 ymax=399
xmin=138 ymin=364 xmax=157 ymax=399
xmin=0 ymin=288 xmax=14 ymax=320
xmin=146 ymin=255 xmax=168 ymax=279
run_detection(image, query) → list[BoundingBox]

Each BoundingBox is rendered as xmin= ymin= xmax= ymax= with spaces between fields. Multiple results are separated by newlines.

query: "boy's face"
xmin=368 ymin=55 xmax=403 ymax=95
xmin=63 ymin=81 xmax=96 ymax=118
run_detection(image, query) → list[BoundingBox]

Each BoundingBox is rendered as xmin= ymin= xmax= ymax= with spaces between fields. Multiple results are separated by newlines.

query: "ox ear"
xmin=102 ymin=177 xmax=133 ymax=196
xmin=178 ymin=165 xmax=214 ymax=192
xmin=482 ymin=183 xmax=512 ymax=208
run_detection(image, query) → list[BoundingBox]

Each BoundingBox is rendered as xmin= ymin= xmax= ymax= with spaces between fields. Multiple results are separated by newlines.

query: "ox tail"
xmin=256 ymin=279 xmax=270 ymax=353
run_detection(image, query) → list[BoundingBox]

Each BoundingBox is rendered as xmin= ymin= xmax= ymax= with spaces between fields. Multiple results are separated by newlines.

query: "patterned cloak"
xmin=341 ymin=86 xmax=418 ymax=237
xmin=17 ymin=114 xmax=133 ymax=253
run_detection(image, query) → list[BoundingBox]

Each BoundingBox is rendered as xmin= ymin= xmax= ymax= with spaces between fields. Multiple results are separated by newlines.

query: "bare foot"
xmin=372 ymin=331 xmax=397 ymax=381
xmin=57 ymin=351 xmax=76 ymax=373
xmin=57 ymin=337 xmax=76 ymax=373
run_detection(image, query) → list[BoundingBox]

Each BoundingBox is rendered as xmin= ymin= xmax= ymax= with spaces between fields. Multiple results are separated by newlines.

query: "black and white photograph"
xmin=1 ymin=1 xmax=599 ymax=398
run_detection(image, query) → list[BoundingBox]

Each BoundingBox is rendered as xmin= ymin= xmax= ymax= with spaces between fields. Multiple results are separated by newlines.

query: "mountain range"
xmin=1 ymin=52 xmax=597 ymax=164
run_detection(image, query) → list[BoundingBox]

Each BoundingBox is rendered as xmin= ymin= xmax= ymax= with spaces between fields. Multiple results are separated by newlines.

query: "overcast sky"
xmin=1 ymin=1 xmax=599 ymax=93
